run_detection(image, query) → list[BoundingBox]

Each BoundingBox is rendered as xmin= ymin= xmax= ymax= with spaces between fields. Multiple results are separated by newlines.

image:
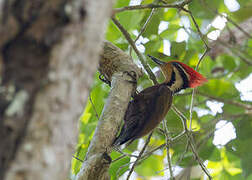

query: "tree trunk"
xmin=0 ymin=0 xmax=114 ymax=179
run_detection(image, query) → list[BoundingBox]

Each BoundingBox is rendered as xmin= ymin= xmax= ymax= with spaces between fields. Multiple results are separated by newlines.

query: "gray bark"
xmin=77 ymin=42 xmax=142 ymax=180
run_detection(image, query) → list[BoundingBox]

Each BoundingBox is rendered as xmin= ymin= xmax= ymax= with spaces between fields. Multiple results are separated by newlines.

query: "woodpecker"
xmin=113 ymin=55 xmax=207 ymax=146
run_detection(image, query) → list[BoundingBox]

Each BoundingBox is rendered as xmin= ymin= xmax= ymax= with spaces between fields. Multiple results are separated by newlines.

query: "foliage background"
xmin=71 ymin=0 xmax=252 ymax=179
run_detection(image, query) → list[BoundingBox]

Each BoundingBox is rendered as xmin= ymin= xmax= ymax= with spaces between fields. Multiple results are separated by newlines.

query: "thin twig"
xmin=171 ymin=105 xmax=188 ymax=132
xmin=112 ymin=16 xmax=158 ymax=85
xmin=196 ymin=49 xmax=210 ymax=70
xmin=162 ymin=2 xmax=211 ymax=134
xmin=114 ymin=2 xmax=189 ymax=14
xmin=199 ymin=0 xmax=252 ymax=39
xmin=116 ymin=161 xmax=135 ymax=178
xmin=157 ymin=140 xmax=189 ymax=175
xmin=140 ymin=129 xmax=186 ymax=161
xmin=177 ymin=6 xmax=210 ymax=131
xmin=130 ymin=8 xmax=157 ymax=57
xmin=126 ymin=132 xmax=153 ymax=180
xmin=186 ymin=133 xmax=212 ymax=179
xmin=217 ymin=39 xmax=252 ymax=65
xmin=189 ymin=88 xmax=195 ymax=131
xmin=222 ymin=15 xmax=252 ymax=39
xmin=112 ymin=154 xmax=126 ymax=163
xmin=189 ymin=49 xmax=209 ymax=130
xmin=89 ymin=95 xmax=100 ymax=120
xmin=163 ymin=120 xmax=175 ymax=180
xmin=182 ymin=9 xmax=209 ymax=49
xmin=113 ymin=147 xmax=139 ymax=158
xmin=135 ymin=9 xmax=156 ymax=42
xmin=73 ymin=155 xmax=84 ymax=162
xmin=114 ymin=0 xmax=193 ymax=14
xmin=176 ymin=141 xmax=190 ymax=167
xmin=142 ymin=143 xmax=166 ymax=159
xmin=171 ymin=105 xmax=212 ymax=179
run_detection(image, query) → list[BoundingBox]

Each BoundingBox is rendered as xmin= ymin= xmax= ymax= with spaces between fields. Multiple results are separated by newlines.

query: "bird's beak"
xmin=147 ymin=55 xmax=165 ymax=65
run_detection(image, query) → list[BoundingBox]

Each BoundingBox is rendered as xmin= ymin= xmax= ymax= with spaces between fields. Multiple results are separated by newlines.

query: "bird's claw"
xmin=123 ymin=71 xmax=138 ymax=98
xmin=123 ymin=71 xmax=137 ymax=84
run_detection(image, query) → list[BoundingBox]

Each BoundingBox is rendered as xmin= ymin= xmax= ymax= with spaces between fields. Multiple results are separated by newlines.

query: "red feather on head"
xmin=173 ymin=61 xmax=208 ymax=88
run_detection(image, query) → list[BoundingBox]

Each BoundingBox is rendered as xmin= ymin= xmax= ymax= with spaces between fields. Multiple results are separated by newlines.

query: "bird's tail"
xmin=113 ymin=136 xmax=126 ymax=146
xmin=113 ymin=133 xmax=134 ymax=147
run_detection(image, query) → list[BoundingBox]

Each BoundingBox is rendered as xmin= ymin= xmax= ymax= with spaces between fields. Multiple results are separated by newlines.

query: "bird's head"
xmin=148 ymin=55 xmax=208 ymax=93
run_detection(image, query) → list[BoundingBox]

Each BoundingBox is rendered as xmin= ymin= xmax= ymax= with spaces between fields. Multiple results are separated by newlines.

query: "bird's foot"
xmin=123 ymin=71 xmax=137 ymax=84
xmin=123 ymin=71 xmax=138 ymax=98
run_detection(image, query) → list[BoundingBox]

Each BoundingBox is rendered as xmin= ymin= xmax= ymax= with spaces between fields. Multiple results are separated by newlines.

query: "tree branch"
xmin=77 ymin=42 xmax=142 ymax=180
xmin=163 ymin=120 xmax=174 ymax=180
xmin=189 ymin=49 xmax=209 ymax=130
xmin=111 ymin=16 xmax=158 ymax=85
xmin=114 ymin=2 xmax=188 ymax=14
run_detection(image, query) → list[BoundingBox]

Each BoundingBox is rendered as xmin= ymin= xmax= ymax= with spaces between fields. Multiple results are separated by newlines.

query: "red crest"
xmin=172 ymin=61 xmax=208 ymax=88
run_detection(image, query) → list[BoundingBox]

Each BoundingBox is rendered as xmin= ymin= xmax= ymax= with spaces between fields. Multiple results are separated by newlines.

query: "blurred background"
xmin=72 ymin=0 xmax=252 ymax=179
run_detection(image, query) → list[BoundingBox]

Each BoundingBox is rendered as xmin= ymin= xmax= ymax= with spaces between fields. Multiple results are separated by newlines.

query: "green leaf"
xmin=72 ymin=143 xmax=88 ymax=175
xmin=200 ymin=79 xmax=239 ymax=98
xmin=199 ymin=139 xmax=215 ymax=160
xmin=143 ymin=9 xmax=164 ymax=37
xmin=188 ymin=1 xmax=214 ymax=19
xmin=197 ymin=56 xmax=215 ymax=77
xmin=141 ymin=0 xmax=155 ymax=4
xmin=116 ymin=43 xmax=129 ymax=51
xmin=170 ymin=41 xmax=186 ymax=59
xmin=189 ymin=0 xmax=225 ymax=19
xmin=163 ymin=9 xmax=178 ymax=21
xmin=135 ymin=155 xmax=164 ymax=176
xmin=233 ymin=117 xmax=252 ymax=177
xmin=235 ymin=62 xmax=252 ymax=79
xmin=200 ymin=114 xmax=215 ymax=124
xmin=159 ymin=24 xmax=180 ymax=41
xmin=144 ymin=39 xmax=162 ymax=55
xmin=114 ymin=0 xmax=130 ymax=8
xmin=209 ymin=147 xmax=221 ymax=161
xmin=165 ymin=109 xmax=184 ymax=133
xmin=109 ymin=151 xmax=130 ymax=179
xmin=230 ymin=2 xmax=252 ymax=22
xmin=220 ymin=55 xmax=237 ymax=72
xmin=247 ymin=174 xmax=252 ymax=180
xmin=117 ymin=11 xmax=145 ymax=30
xmin=222 ymin=103 xmax=245 ymax=115
xmin=217 ymin=169 xmax=233 ymax=180
xmin=106 ymin=20 xmax=122 ymax=42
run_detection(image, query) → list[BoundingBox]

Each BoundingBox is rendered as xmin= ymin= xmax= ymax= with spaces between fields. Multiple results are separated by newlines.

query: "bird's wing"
xmin=114 ymin=84 xmax=172 ymax=146
xmin=134 ymin=85 xmax=160 ymax=100
xmin=133 ymin=84 xmax=173 ymax=137
xmin=113 ymin=102 xmax=141 ymax=145
xmin=114 ymin=95 xmax=153 ymax=146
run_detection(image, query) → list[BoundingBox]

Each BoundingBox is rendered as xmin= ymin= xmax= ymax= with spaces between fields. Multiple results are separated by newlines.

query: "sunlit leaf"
xmin=117 ymin=11 xmax=145 ymax=30
xmin=135 ymin=155 xmax=164 ymax=176
xmin=170 ymin=41 xmax=186 ymax=59
xmin=109 ymin=151 xmax=130 ymax=179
